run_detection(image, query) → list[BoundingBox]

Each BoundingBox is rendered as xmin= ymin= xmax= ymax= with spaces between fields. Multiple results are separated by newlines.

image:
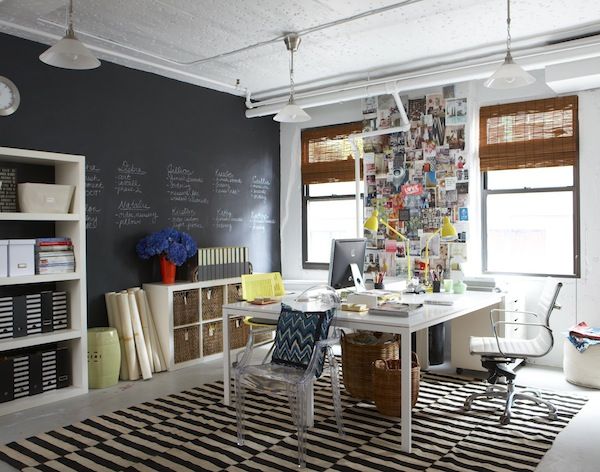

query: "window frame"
xmin=300 ymin=121 xmax=364 ymax=270
xmin=481 ymin=166 xmax=580 ymax=278
xmin=302 ymin=185 xmax=363 ymax=270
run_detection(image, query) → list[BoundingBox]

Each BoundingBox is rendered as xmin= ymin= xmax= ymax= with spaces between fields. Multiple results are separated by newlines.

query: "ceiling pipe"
xmin=246 ymin=34 xmax=600 ymax=118
xmin=0 ymin=18 xmax=245 ymax=95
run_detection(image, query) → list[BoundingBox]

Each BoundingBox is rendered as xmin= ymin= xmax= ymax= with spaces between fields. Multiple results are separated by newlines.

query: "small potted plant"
xmin=136 ymin=228 xmax=198 ymax=284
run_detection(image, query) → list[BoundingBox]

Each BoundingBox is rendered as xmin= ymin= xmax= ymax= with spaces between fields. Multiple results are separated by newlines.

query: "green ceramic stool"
xmin=88 ymin=327 xmax=121 ymax=389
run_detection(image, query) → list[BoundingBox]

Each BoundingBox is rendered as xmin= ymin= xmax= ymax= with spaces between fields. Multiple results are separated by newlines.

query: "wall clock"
xmin=0 ymin=76 xmax=20 ymax=116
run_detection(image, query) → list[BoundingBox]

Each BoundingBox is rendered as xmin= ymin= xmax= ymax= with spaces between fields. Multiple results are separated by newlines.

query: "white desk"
xmin=222 ymin=291 xmax=503 ymax=453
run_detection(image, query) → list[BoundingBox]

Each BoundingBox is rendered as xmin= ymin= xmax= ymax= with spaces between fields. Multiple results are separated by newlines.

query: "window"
xmin=301 ymin=122 xmax=363 ymax=268
xmin=480 ymin=96 xmax=579 ymax=277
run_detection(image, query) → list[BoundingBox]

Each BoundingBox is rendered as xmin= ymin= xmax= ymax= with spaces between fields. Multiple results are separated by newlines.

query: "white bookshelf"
xmin=144 ymin=278 xmax=243 ymax=371
xmin=0 ymin=212 xmax=80 ymax=221
xmin=0 ymin=146 xmax=87 ymax=415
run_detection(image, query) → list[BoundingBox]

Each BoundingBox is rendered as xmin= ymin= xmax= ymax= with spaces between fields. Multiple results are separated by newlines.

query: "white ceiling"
xmin=1 ymin=0 xmax=600 ymax=100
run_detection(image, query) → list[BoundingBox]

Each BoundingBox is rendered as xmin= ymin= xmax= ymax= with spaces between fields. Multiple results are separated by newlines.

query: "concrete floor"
xmin=0 ymin=356 xmax=598 ymax=472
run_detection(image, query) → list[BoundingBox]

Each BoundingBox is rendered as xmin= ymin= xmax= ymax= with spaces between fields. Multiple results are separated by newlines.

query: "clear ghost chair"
xmin=234 ymin=285 xmax=344 ymax=468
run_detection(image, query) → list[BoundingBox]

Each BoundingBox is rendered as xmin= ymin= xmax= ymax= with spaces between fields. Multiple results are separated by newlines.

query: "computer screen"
xmin=328 ymin=238 xmax=367 ymax=290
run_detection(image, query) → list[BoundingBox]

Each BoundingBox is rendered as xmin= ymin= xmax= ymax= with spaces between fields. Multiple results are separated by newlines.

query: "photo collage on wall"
xmin=362 ymin=88 xmax=469 ymax=281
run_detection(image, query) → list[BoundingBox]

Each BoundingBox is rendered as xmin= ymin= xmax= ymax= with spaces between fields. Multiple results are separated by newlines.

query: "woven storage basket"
xmin=341 ymin=332 xmax=399 ymax=400
xmin=230 ymin=318 xmax=250 ymax=350
xmin=201 ymin=286 xmax=224 ymax=321
xmin=173 ymin=325 xmax=200 ymax=364
xmin=173 ymin=289 xmax=200 ymax=326
xmin=372 ymin=353 xmax=420 ymax=417
xmin=202 ymin=321 xmax=223 ymax=356
xmin=227 ymin=284 xmax=244 ymax=303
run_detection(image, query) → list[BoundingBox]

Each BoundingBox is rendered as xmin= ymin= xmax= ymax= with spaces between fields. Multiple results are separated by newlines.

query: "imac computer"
xmin=328 ymin=238 xmax=367 ymax=291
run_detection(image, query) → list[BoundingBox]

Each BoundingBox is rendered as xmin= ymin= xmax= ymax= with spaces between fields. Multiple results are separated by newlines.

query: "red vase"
xmin=159 ymin=255 xmax=176 ymax=284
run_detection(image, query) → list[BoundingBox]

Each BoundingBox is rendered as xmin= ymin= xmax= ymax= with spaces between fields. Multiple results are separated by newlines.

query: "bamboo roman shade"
xmin=301 ymin=122 xmax=363 ymax=184
xmin=479 ymin=96 xmax=578 ymax=171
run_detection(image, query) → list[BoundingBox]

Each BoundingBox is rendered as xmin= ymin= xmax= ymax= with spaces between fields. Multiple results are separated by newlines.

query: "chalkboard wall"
xmin=0 ymin=33 xmax=281 ymax=327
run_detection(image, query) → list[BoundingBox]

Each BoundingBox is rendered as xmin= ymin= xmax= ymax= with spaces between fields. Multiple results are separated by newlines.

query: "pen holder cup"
xmin=374 ymin=283 xmax=385 ymax=290
xmin=432 ymin=281 xmax=441 ymax=293
xmin=443 ymin=279 xmax=453 ymax=293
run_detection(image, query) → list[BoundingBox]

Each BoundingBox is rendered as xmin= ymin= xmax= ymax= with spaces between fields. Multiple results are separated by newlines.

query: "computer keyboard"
xmin=424 ymin=299 xmax=454 ymax=306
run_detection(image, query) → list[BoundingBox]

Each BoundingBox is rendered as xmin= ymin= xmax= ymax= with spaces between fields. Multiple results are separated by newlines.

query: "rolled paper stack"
xmin=104 ymin=287 xmax=167 ymax=381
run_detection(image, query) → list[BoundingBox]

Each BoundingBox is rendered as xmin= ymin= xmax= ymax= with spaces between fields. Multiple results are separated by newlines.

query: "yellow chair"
xmin=236 ymin=273 xmax=285 ymax=362
xmin=241 ymin=272 xmax=285 ymax=301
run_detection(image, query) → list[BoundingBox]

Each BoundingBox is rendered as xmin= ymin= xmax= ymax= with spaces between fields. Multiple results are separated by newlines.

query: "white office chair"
xmin=463 ymin=279 xmax=563 ymax=425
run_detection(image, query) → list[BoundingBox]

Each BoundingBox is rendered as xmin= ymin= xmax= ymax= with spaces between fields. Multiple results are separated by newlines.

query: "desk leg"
xmin=400 ymin=329 xmax=412 ymax=453
xmin=416 ymin=329 xmax=429 ymax=370
xmin=223 ymin=309 xmax=231 ymax=406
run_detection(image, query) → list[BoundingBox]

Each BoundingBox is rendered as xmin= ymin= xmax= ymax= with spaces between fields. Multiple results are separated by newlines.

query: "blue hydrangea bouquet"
xmin=136 ymin=228 xmax=198 ymax=283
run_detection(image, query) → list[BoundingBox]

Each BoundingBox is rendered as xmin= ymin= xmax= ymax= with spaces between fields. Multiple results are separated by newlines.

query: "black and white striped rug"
xmin=0 ymin=372 xmax=587 ymax=471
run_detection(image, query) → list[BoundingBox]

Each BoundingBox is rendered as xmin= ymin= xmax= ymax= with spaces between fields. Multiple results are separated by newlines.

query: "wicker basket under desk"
xmin=372 ymin=354 xmax=420 ymax=417
xmin=341 ymin=332 xmax=399 ymax=401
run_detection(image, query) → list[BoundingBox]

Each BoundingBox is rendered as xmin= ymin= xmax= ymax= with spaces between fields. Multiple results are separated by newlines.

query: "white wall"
xmin=279 ymin=75 xmax=600 ymax=367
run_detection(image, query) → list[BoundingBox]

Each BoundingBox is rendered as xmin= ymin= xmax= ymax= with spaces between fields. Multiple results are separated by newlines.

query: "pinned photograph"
xmin=425 ymin=93 xmax=444 ymax=115
xmin=459 ymin=207 xmax=469 ymax=221
xmin=446 ymin=125 xmax=465 ymax=150
xmin=425 ymin=171 xmax=437 ymax=187
xmin=446 ymin=98 xmax=468 ymax=125
xmin=444 ymin=176 xmax=457 ymax=190
xmin=409 ymin=97 xmax=426 ymax=121
xmin=456 ymin=182 xmax=469 ymax=194
xmin=377 ymin=94 xmax=398 ymax=129
xmin=443 ymin=85 xmax=455 ymax=99
xmin=446 ymin=189 xmax=458 ymax=203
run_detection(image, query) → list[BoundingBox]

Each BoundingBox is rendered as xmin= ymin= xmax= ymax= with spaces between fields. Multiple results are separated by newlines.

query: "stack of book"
xmin=197 ymin=246 xmax=250 ymax=281
xmin=35 ymin=238 xmax=75 ymax=274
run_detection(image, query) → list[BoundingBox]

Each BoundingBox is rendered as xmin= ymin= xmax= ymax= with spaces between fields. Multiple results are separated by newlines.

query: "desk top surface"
xmin=223 ymin=291 xmax=503 ymax=332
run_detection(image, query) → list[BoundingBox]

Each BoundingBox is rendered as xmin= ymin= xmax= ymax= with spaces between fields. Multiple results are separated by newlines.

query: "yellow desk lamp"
xmin=363 ymin=210 xmax=412 ymax=280
xmin=424 ymin=216 xmax=457 ymax=283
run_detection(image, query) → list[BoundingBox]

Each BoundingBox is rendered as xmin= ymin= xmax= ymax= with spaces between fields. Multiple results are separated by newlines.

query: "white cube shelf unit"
xmin=144 ymin=277 xmax=255 ymax=371
xmin=0 ymin=146 xmax=87 ymax=415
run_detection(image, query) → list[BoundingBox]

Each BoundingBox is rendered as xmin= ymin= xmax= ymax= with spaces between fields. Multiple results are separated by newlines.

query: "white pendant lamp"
xmin=40 ymin=0 xmax=100 ymax=70
xmin=274 ymin=34 xmax=311 ymax=123
xmin=484 ymin=0 xmax=534 ymax=89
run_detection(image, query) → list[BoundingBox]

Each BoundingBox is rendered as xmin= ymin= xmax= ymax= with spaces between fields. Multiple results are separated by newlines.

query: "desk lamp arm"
xmin=379 ymin=219 xmax=412 ymax=280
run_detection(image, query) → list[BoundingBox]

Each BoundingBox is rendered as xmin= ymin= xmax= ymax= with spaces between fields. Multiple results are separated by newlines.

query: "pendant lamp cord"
xmin=289 ymin=47 xmax=295 ymax=104
xmin=66 ymin=0 xmax=75 ymax=38
xmin=506 ymin=0 xmax=512 ymax=57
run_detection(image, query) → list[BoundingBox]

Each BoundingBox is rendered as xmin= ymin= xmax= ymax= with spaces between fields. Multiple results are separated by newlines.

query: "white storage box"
xmin=0 ymin=240 xmax=8 ymax=277
xmin=8 ymin=239 xmax=36 ymax=277
xmin=18 ymin=183 xmax=75 ymax=214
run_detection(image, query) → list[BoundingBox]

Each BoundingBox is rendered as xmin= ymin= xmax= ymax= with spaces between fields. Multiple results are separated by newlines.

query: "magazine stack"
xmin=35 ymin=238 xmax=75 ymax=274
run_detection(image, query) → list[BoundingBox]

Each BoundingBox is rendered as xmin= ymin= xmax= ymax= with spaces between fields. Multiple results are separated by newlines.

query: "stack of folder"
xmin=197 ymin=246 xmax=251 ymax=281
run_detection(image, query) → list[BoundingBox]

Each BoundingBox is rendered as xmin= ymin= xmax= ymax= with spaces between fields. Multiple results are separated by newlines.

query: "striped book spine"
xmin=13 ymin=355 xmax=29 ymax=399
xmin=0 ymin=296 xmax=12 ymax=339
xmin=26 ymin=294 xmax=42 ymax=335
xmin=52 ymin=292 xmax=68 ymax=331
xmin=41 ymin=350 xmax=57 ymax=392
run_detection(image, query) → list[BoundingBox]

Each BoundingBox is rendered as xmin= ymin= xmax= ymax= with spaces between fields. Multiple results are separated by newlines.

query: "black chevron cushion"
xmin=271 ymin=303 xmax=335 ymax=377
